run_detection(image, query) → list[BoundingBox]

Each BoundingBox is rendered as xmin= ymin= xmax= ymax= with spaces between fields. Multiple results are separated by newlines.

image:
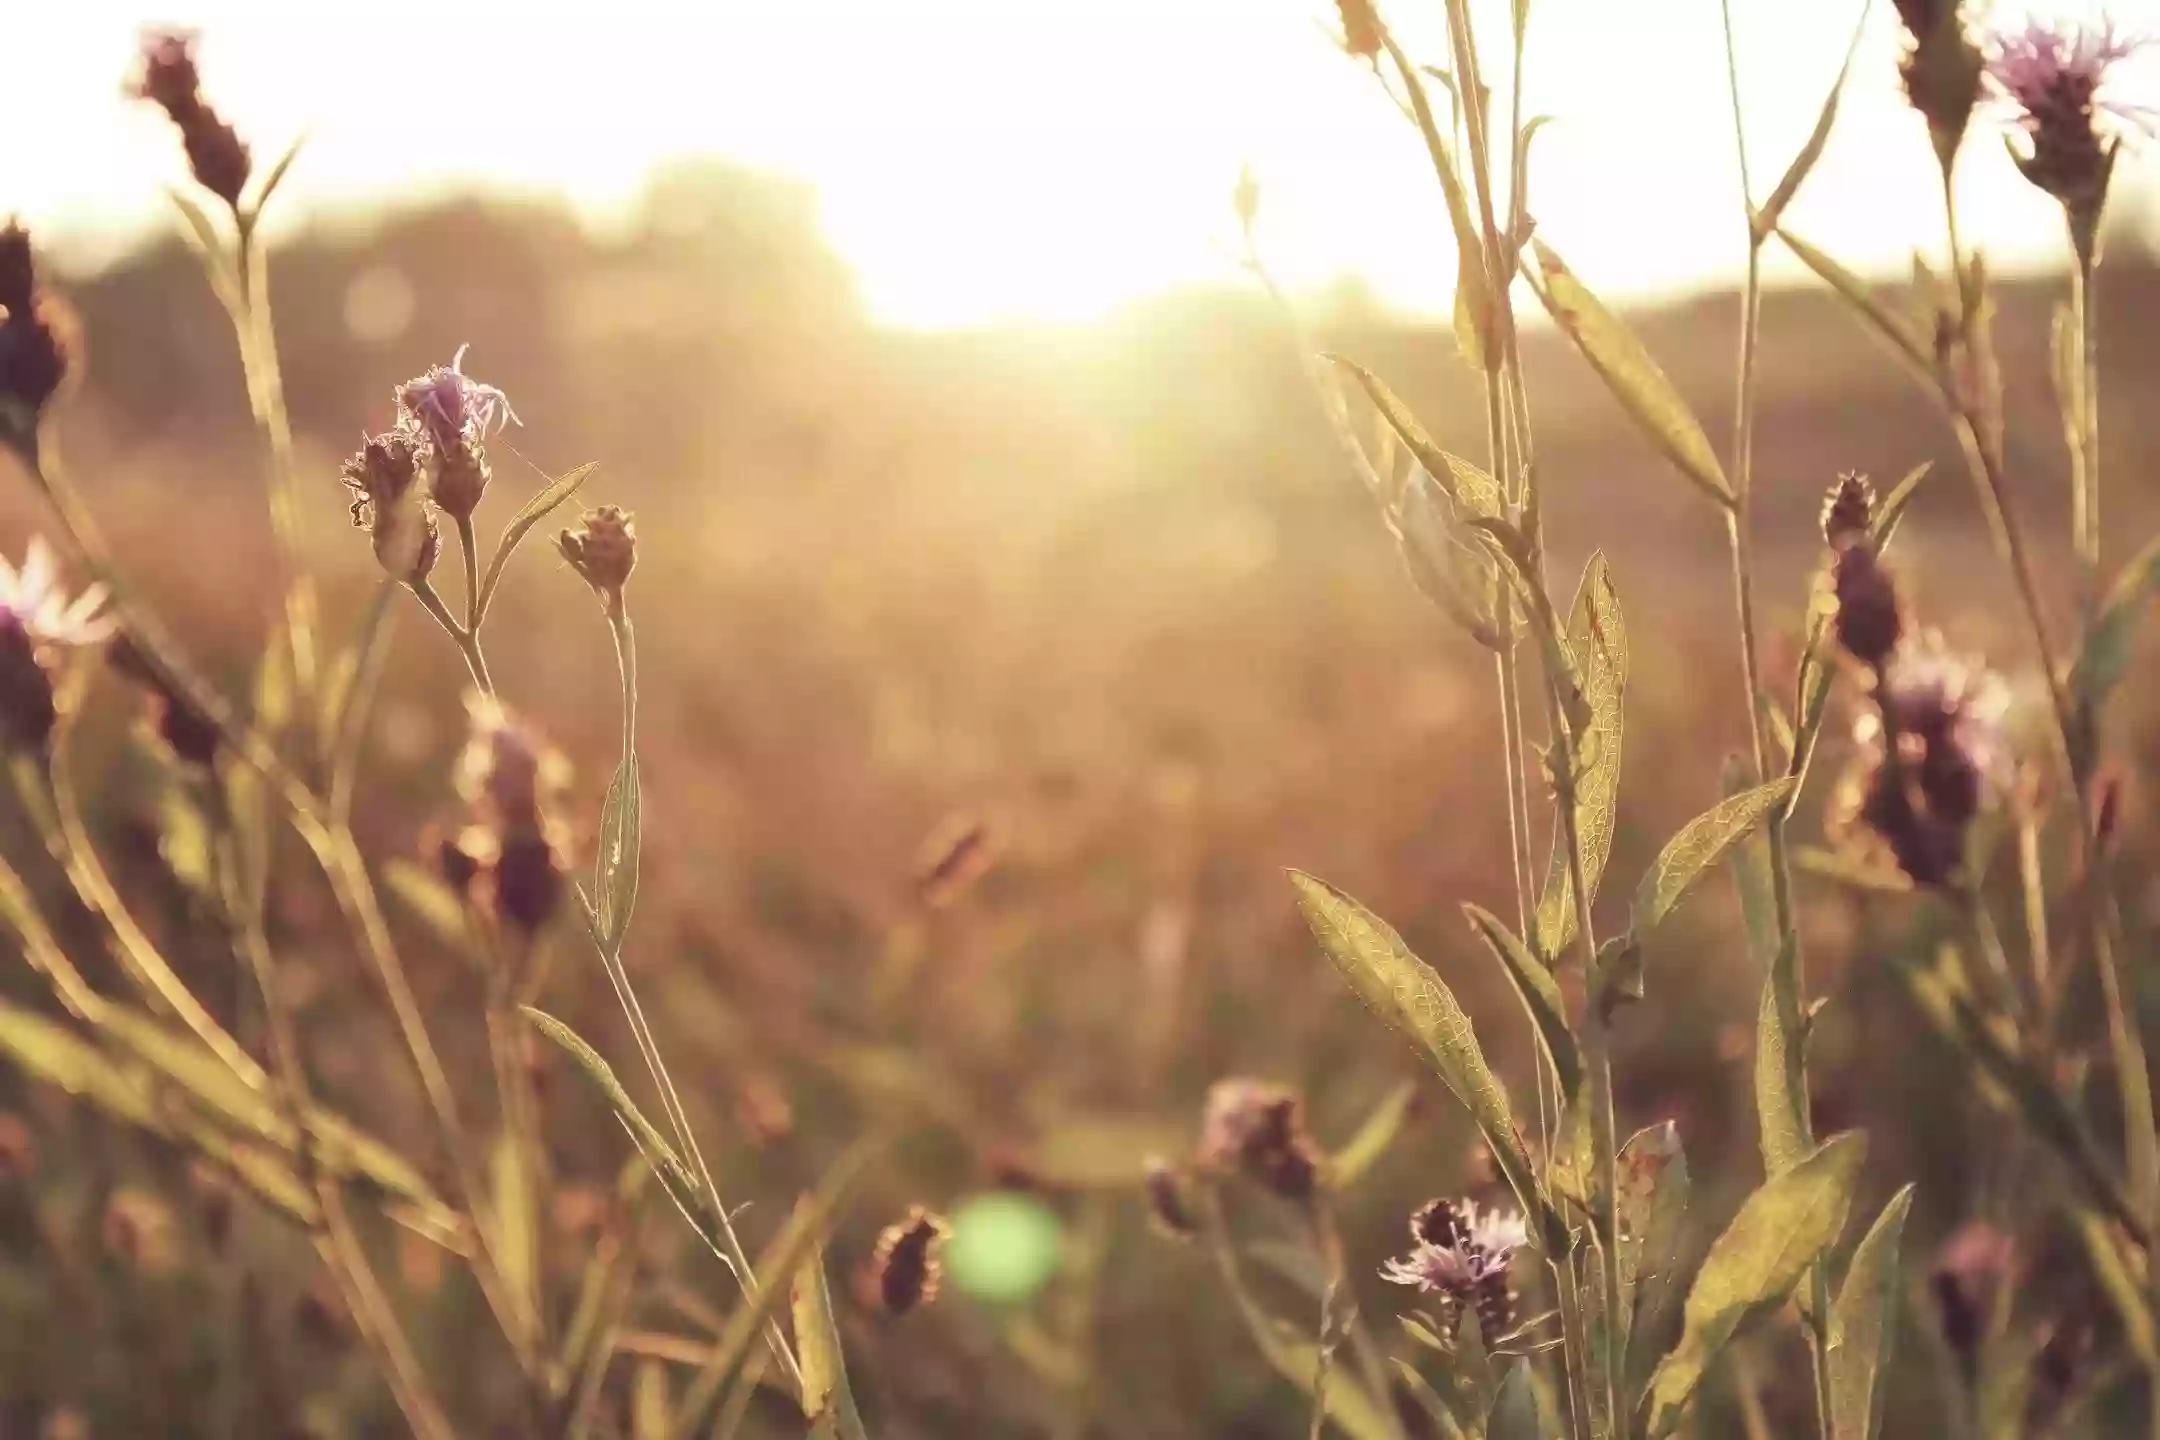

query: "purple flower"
xmin=395 ymin=345 xmax=520 ymax=456
xmin=1381 ymin=1198 xmax=1527 ymax=1340
xmin=1985 ymin=9 xmax=2157 ymax=220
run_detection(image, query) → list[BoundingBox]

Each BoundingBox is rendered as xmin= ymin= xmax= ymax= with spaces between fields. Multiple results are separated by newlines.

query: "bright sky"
xmin=4 ymin=1 xmax=2157 ymax=329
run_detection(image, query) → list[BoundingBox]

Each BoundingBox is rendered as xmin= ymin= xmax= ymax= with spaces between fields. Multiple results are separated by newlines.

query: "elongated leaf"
xmin=2070 ymin=531 xmax=2160 ymax=718
xmin=492 ymin=1129 xmax=539 ymax=1327
xmin=0 ymin=998 xmax=168 ymax=1133
xmin=1531 ymin=239 xmax=1730 ymax=506
xmin=1487 ymin=1360 xmax=1540 ymax=1440
xmin=1325 ymin=357 xmax=1501 ymax=519
xmin=1775 ymin=228 xmax=1934 ymax=384
xmin=1639 ymin=1133 xmax=1866 ymax=1439
xmin=1722 ymin=756 xmax=1778 ymax=967
xmin=596 ymin=753 xmax=642 ymax=948
xmin=521 ymin=1007 xmax=698 ymax=1207
xmin=1385 ymin=36 xmax=1497 ymax=377
xmin=1537 ymin=552 xmax=1628 ymax=959
xmin=1324 ymin=1080 xmax=1418 ymax=1192
xmin=1393 ymin=1360 xmax=1473 ymax=1440
xmin=1634 ymin=778 xmax=1796 ymax=936
xmin=1754 ymin=949 xmax=1811 ymax=1178
xmin=675 ymin=1143 xmax=881 ymax=1434
xmin=247 ymin=131 xmax=309 ymax=219
xmin=1828 ymin=1185 xmax=1915 ymax=1440
xmin=631 ymin=1357 xmax=671 ymax=1440
xmin=792 ymin=1243 xmax=863 ymax=1433
xmin=559 ymin=1158 xmax=652 ymax=1395
xmin=1625 ymin=1138 xmax=1693 ymax=1398
xmin=1617 ymin=1122 xmax=1688 ymax=1375
xmin=1289 ymin=873 xmax=1550 ymax=1239
xmin=1752 ymin=3 xmax=1869 ymax=241
xmin=476 ymin=461 xmax=600 ymax=618
xmin=382 ymin=857 xmax=473 ymax=950
xmin=1464 ymin=903 xmax=1581 ymax=1101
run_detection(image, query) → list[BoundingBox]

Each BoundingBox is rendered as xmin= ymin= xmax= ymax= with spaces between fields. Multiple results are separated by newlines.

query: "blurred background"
xmin=5 ymin=1 xmax=2160 ymax=1435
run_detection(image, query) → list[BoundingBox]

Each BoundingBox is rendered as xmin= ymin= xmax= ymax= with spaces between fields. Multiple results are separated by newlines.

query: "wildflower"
xmin=1830 ymin=539 xmax=1904 ymax=670
xmin=1381 ymin=1197 xmax=1528 ymax=1341
xmin=868 ymin=1206 xmax=949 ymax=1316
xmin=448 ymin=694 xmax=572 ymax=936
xmin=0 ymin=537 xmax=115 ymax=752
xmin=0 ymin=222 xmax=68 ymax=434
xmin=1820 ymin=471 xmax=1876 ymax=550
xmin=396 ymin=345 xmax=520 ymax=455
xmin=130 ymin=29 xmax=252 ymax=209
xmin=1986 ymin=11 xmax=2155 ymax=250
xmin=557 ymin=506 xmax=637 ymax=608
xmin=1196 ymin=1078 xmax=1322 ymax=1202
xmin=1845 ymin=632 xmax=2014 ymax=886
xmin=339 ymin=431 xmax=439 ymax=583
xmin=1930 ymin=1220 xmax=2017 ymax=1378
xmin=1142 ymin=1157 xmax=1199 ymax=1242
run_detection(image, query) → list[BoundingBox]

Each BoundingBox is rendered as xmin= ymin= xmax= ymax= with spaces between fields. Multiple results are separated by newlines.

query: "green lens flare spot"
xmin=945 ymin=1191 xmax=1064 ymax=1305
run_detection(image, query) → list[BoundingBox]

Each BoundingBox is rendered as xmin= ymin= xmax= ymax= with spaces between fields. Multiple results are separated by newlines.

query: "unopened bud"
xmin=557 ymin=505 xmax=637 ymax=604
xmin=867 ymin=1206 xmax=949 ymax=1316
xmin=1820 ymin=471 xmax=1876 ymax=550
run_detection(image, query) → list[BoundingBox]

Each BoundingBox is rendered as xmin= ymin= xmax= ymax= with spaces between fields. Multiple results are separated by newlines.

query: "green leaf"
xmin=1754 ymin=947 xmax=1811 ymax=1179
xmin=1393 ymin=1360 xmax=1473 ymax=1440
xmin=596 ymin=753 xmax=642 ymax=948
xmin=1633 ymin=778 xmax=1796 ymax=937
xmin=1289 ymin=872 xmax=1551 ymax=1241
xmin=1620 ymin=1122 xmax=1690 ymax=1390
xmin=675 ymin=1144 xmax=881 ymax=1434
xmin=1486 ymin=1360 xmax=1540 ymax=1440
xmin=1323 ymin=1080 xmax=1418 ymax=1192
xmin=631 ymin=1357 xmax=671 ymax=1440
xmin=2070 ymin=531 xmax=2160 ymax=720
xmin=1324 ymin=357 xmax=1502 ymax=519
xmin=1536 ymin=552 xmax=1628 ymax=959
xmin=1774 ymin=228 xmax=1935 ymax=386
xmin=1464 ymin=903 xmax=1581 ymax=1101
xmin=1751 ymin=3 xmax=1869 ymax=241
xmin=791 ymin=1241 xmax=864 ymax=1434
xmin=1828 ymin=1185 xmax=1915 ymax=1440
xmin=1530 ymin=239 xmax=1731 ymax=507
xmin=476 ymin=461 xmax=600 ymax=620
xmin=382 ymin=857 xmax=473 ymax=951
xmin=521 ymin=1006 xmax=699 ymax=1212
xmin=1638 ymin=1133 xmax=1866 ymax=1439
xmin=1721 ymin=756 xmax=1777 ymax=967
xmin=491 ymin=1128 xmax=539 ymax=1329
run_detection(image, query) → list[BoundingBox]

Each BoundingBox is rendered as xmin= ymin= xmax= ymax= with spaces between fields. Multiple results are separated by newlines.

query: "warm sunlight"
xmin=8 ymin=0 xmax=2156 ymax=326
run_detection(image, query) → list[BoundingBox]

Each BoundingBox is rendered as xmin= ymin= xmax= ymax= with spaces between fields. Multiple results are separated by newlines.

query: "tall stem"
xmin=232 ymin=223 xmax=317 ymax=705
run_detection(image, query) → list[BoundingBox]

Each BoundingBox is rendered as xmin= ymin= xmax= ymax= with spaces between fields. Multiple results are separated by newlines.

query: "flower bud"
xmin=131 ymin=29 xmax=252 ymax=208
xmin=1820 ymin=471 xmax=1875 ymax=550
xmin=1196 ymin=1078 xmax=1321 ymax=1203
xmin=557 ymin=505 xmax=637 ymax=605
xmin=867 ymin=1206 xmax=949 ymax=1316
xmin=1831 ymin=542 xmax=1903 ymax=669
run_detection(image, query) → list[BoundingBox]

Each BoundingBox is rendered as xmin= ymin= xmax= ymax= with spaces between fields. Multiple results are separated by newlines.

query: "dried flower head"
xmin=0 ymin=222 xmax=68 ymax=434
xmin=130 ymin=28 xmax=252 ymax=208
xmin=1986 ymin=11 xmax=2155 ymax=244
xmin=1383 ymin=1197 xmax=1528 ymax=1341
xmin=339 ymin=431 xmax=440 ymax=582
xmin=1336 ymin=0 xmax=1385 ymax=60
xmin=557 ymin=505 xmax=637 ymax=606
xmin=1143 ymin=1157 xmax=1199 ymax=1242
xmin=869 ymin=1206 xmax=949 ymax=1316
xmin=0 ymin=537 xmax=115 ymax=753
xmin=397 ymin=344 xmax=520 ymax=456
xmin=1820 ymin=471 xmax=1876 ymax=550
xmin=1196 ymin=1078 xmax=1322 ymax=1202
xmin=1899 ymin=2 xmax=1987 ymax=169
xmin=1831 ymin=540 xmax=1904 ymax=669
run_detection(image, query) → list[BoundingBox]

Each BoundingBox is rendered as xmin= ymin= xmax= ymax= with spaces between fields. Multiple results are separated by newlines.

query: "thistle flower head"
xmin=1874 ymin=629 xmax=2015 ymax=783
xmin=0 ymin=222 xmax=67 ymax=434
xmin=1821 ymin=471 xmax=1877 ymax=550
xmin=339 ymin=431 xmax=438 ymax=581
xmin=1383 ymin=1197 xmax=1527 ymax=1340
xmin=1197 ymin=1077 xmax=1321 ymax=1202
xmin=446 ymin=694 xmax=572 ymax=937
xmin=396 ymin=345 xmax=520 ymax=457
xmin=1985 ymin=9 xmax=2157 ymax=239
xmin=455 ymin=692 xmax=571 ymax=830
xmin=130 ymin=28 xmax=251 ymax=208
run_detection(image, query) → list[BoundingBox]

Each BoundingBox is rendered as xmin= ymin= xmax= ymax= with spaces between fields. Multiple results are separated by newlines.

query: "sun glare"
xmin=5 ymin=0 xmax=2152 ymax=328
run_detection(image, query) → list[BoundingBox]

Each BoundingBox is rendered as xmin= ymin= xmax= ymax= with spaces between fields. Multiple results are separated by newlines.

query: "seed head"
xmin=130 ymin=29 xmax=252 ymax=209
xmin=869 ymin=1206 xmax=949 ymax=1316
xmin=1197 ymin=1078 xmax=1322 ymax=1202
xmin=1831 ymin=541 xmax=1904 ymax=669
xmin=1897 ymin=3 xmax=1987 ymax=172
xmin=557 ymin=505 xmax=637 ymax=606
xmin=1143 ymin=1157 xmax=1199 ymax=1241
xmin=0 ymin=222 xmax=67 ymax=435
xmin=1820 ymin=471 xmax=1877 ymax=549
xmin=1336 ymin=0 xmax=1385 ymax=60
xmin=1985 ymin=12 xmax=2155 ymax=251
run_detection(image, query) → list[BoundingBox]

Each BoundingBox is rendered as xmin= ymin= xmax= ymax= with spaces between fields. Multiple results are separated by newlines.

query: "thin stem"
xmin=2071 ymin=254 xmax=2100 ymax=611
xmin=487 ymin=965 xmax=548 ymax=1357
xmin=231 ymin=223 xmax=318 ymax=705
xmin=329 ymin=581 xmax=399 ymax=823
xmin=457 ymin=513 xmax=485 ymax=633
xmin=409 ymin=576 xmax=496 ymax=695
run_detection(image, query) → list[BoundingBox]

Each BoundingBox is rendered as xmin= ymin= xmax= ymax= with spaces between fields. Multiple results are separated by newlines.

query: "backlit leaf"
xmin=1634 ymin=779 xmax=1795 ymax=937
xmin=1828 ymin=1185 xmax=1915 ymax=1440
xmin=1531 ymin=239 xmax=1730 ymax=507
xmin=1775 ymin=228 xmax=1934 ymax=386
xmin=1464 ymin=903 xmax=1580 ymax=1101
xmin=2071 ymin=531 xmax=2160 ymax=722
xmin=521 ymin=1006 xmax=699 ymax=1211
xmin=1751 ymin=4 xmax=1869 ymax=241
xmin=1290 ymin=872 xmax=1552 ymax=1241
xmin=477 ymin=461 xmax=600 ymax=619
xmin=1323 ymin=1080 xmax=1418 ymax=1192
xmin=1325 ymin=357 xmax=1501 ymax=519
xmin=792 ymin=1242 xmax=863 ymax=1434
xmin=596 ymin=753 xmax=642 ymax=948
xmin=1536 ymin=552 xmax=1628 ymax=959
xmin=1638 ymin=1133 xmax=1866 ymax=1438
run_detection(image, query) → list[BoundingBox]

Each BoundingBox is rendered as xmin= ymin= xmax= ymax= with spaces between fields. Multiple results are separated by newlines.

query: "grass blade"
xmin=1750 ymin=2 xmax=1869 ymax=241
